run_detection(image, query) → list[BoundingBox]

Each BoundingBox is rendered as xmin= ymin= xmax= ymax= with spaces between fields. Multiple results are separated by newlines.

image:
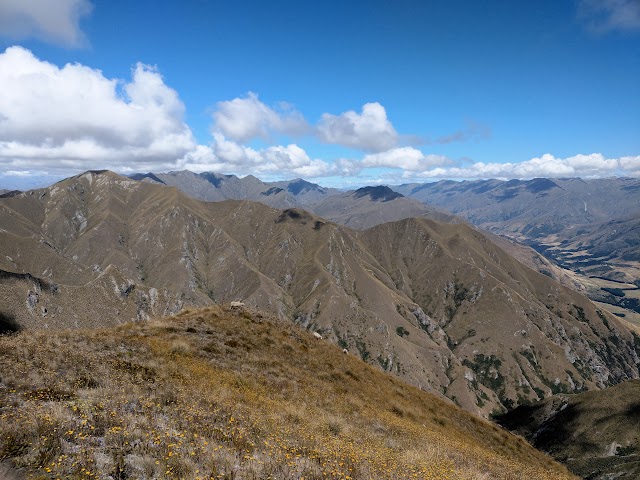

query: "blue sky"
xmin=0 ymin=0 xmax=639 ymax=189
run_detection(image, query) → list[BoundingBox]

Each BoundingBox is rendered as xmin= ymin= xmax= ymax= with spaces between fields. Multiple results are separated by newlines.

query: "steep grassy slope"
xmin=498 ymin=380 xmax=640 ymax=479
xmin=0 ymin=305 xmax=575 ymax=479
xmin=1 ymin=171 xmax=639 ymax=416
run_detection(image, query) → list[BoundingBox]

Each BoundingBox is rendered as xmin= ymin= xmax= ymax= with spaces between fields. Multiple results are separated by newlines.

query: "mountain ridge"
xmin=1 ymin=170 xmax=638 ymax=417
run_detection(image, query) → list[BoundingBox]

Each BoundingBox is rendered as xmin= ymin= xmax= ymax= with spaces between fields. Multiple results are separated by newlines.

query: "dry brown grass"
xmin=0 ymin=305 xmax=576 ymax=479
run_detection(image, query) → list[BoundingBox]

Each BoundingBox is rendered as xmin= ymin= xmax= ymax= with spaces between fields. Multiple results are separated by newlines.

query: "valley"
xmin=498 ymin=379 xmax=640 ymax=479
xmin=391 ymin=177 xmax=640 ymax=326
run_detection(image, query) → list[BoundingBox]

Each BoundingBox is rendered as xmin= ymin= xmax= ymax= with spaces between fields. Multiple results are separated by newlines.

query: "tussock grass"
xmin=0 ymin=305 xmax=575 ymax=479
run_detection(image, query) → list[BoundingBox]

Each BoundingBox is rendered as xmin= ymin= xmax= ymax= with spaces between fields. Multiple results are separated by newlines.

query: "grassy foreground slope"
xmin=0 ymin=306 xmax=574 ymax=479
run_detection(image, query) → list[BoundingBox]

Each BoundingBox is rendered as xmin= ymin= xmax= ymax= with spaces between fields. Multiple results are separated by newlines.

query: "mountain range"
xmin=130 ymin=170 xmax=340 ymax=210
xmin=131 ymin=170 xmax=454 ymax=229
xmin=392 ymin=177 xmax=639 ymax=240
xmin=127 ymin=171 xmax=585 ymax=290
xmin=132 ymin=171 xmax=640 ymax=323
xmin=1 ymin=170 xmax=639 ymax=418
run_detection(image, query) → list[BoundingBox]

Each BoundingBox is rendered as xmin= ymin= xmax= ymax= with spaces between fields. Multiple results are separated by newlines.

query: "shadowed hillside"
xmin=0 ymin=305 xmax=575 ymax=479
xmin=498 ymin=380 xmax=640 ymax=479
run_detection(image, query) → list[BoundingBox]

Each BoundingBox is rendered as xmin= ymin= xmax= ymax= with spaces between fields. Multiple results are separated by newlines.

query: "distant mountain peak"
xmin=129 ymin=172 xmax=166 ymax=184
xmin=0 ymin=190 xmax=22 ymax=198
xmin=197 ymin=171 xmax=226 ymax=187
xmin=525 ymin=178 xmax=561 ymax=193
xmin=353 ymin=186 xmax=404 ymax=202
xmin=286 ymin=178 xmax=325 ymax=195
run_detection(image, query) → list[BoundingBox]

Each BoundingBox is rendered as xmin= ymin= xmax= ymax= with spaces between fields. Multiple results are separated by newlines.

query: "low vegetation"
xmin=498 ymin=380 xmax=640 ymax=479
xmin=0 ymin=305 xmax=574 ymax=479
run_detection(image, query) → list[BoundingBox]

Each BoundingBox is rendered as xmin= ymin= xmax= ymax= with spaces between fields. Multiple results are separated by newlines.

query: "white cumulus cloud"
xmin=0 ymin=47 xmax=637 ymax=186
xmin=317 ymin=102 xmax=399 ymax=152
xmin=0 ymin=0 xmax=92 ymax=47
xmin=183 ymin=134 xmax=334 ymax=178
xmin=620 ymin=155 xmax=640 ymax=174
xmin=0 ymin=46 xmax=196 ymax=174
xmin=362 ymin=147 xmax=449 ymax=171
xmin=213 ymin=92 xmax=308 ymax=143
xmin=410 ymin=153 xmax=634 ymax=180
xmin=211 ymin=96 xmax=487 ymax=154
